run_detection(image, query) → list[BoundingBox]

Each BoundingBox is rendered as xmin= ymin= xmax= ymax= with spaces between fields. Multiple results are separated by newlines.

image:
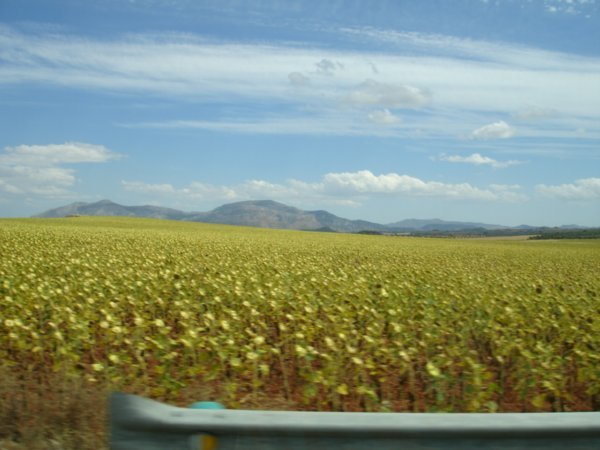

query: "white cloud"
xmin=123 ymin=180 xmax=238 ymax=200
xmin=314 ymin=58 xmax=344 ymax=75
xmin=339 ymin=26 xmax=600 ymax=72
xmin=122 ymin=170 xmax=528 ymax=205
xmin=471 ymin=121 xmax=516 ymax=140
xmin=543 ymin=0 xmax=595 ymax=16
xmin=490 ymin=184 xmax=522 ymax=191
xmin=184 ymin=182 xmax=238 ymax=200
xmin=0 ymin=165 xmax=75 ymax=196
xmin=288 ymin=71 xmax=310 ymax=86
xmin=368 ymin=61 xmax=379 ymax=74
xmin=320 ymin=170 xmax=505 ymax=200
xmin=512 ymin=106 xmax=558 ymax=121
xmin=536 ymin=178 xmax=600 ymax=200
xmin=0 ymin=178 xmax=21 ymax=194
xmin=368 ymin=108 xmax=401 ymax=124
xmin=0 ymin=142 xmax=120 ymax=197
xmin=345 ymin=79 xmax=431 ymax=109
xmin=301 ymin=169 xmax=527 ymax=202
xmin=121 ymin=181 xmax=176 ymax=194
xmin=439 ymin=153 xmax=522 ymax=168
xmin=0 ymin=142 xmax=119 ymax=166
xmin=488 ymin=184 xmax=527 ymax=202
xmin=125 ymin=115 xmax=406 ymax=137
xmin=2 ymin=25 xmax=599 ymax=140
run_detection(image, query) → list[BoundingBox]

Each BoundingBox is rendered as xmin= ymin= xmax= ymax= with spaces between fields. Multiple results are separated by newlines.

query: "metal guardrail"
xmin=110 ymin=392 xmax=600 ymax=450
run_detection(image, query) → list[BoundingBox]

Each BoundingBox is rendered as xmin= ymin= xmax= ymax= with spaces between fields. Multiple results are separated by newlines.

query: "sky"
xmin=0 ymin=0 xmax=599 ymax=226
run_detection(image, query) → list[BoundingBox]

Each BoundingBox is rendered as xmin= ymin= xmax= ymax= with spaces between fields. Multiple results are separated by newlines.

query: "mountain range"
xmin=34 ymin=199 xmax=520 ymax=233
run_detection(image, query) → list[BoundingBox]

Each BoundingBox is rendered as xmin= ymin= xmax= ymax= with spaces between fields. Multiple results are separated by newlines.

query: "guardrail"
xmin=110 ymin=392 xmax=600 ymax=450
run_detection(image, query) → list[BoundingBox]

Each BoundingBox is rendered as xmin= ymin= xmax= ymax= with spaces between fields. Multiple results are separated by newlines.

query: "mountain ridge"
xmin=33 ymin=199 xmax=581 ymax=233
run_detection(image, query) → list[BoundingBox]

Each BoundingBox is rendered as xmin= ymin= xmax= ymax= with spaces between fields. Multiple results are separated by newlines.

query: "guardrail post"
xmin=187 ymin=401 xmax=224 ymax=450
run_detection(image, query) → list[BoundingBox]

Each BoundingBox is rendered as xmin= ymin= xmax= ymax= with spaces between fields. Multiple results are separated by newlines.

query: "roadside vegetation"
xmin=529 ymin=228 xmax=600 ymax=240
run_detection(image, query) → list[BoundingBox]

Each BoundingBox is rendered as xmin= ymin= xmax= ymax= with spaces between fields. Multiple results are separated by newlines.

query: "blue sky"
xmin=0 ymin=0 xmax=599 ymax=226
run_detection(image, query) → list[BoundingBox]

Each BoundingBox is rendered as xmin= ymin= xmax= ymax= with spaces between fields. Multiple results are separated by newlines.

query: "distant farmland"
xmin=1 ymin=217 xmax=599 ymax=446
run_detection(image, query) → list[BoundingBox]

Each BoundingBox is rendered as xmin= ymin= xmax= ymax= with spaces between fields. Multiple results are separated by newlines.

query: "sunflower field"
xmin=1 ymin=216 xmax=599 ymax=423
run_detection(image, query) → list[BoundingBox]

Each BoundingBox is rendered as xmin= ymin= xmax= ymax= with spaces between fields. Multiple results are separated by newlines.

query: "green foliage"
xmin=1 ymin=217 xmax=599 ymax=413
xmin=530 ymin=228 xmax=600 ymax=240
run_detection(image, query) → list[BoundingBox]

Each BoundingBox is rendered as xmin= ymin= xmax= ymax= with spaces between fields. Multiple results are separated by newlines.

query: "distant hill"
xmin=34 ymin=199 xmax=583 ymax=234
xmin=387 ymin=218 xmax=506 ymax=232
xmin=35 ymin=199 xmax=187 ymax=220
xmin=186 ymin=200 xmax=388 ymax=232
xmin=34 ymin=199 xmax=386 ymax=232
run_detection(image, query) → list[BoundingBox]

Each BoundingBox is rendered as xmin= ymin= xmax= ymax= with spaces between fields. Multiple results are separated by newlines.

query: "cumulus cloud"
xmin=321 ymin=170 xmax=502 ymax=200
xmin=439 ymin=153 xmax=522 ymax=169
xmin=123 ymin=170 xmax=527 ymax=205
xmin=471 ymin=121 xmax=516 ymax=139
xmin=288 ymin=71 xmax=310 ymax=86
xmin=297 ymin=170 xmax=526 ymax=201
xmin=536 ymin=178 xmax=600 ymax=200
xmin=368 ymin=108 xmax=401 ymax=124
xmin=345 ymin=79 xmax=431 ymax=109
xmin=0 ymin=166 xmax=75 ymax=196
xmin=292 ymin=170 xmax=526 ymax=202
xmin=0 ymin=142 xmax=120 ymax=197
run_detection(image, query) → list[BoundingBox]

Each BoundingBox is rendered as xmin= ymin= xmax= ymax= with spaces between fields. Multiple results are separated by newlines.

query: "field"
xmin=1 ymin=217 xmax=599 ymax=448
